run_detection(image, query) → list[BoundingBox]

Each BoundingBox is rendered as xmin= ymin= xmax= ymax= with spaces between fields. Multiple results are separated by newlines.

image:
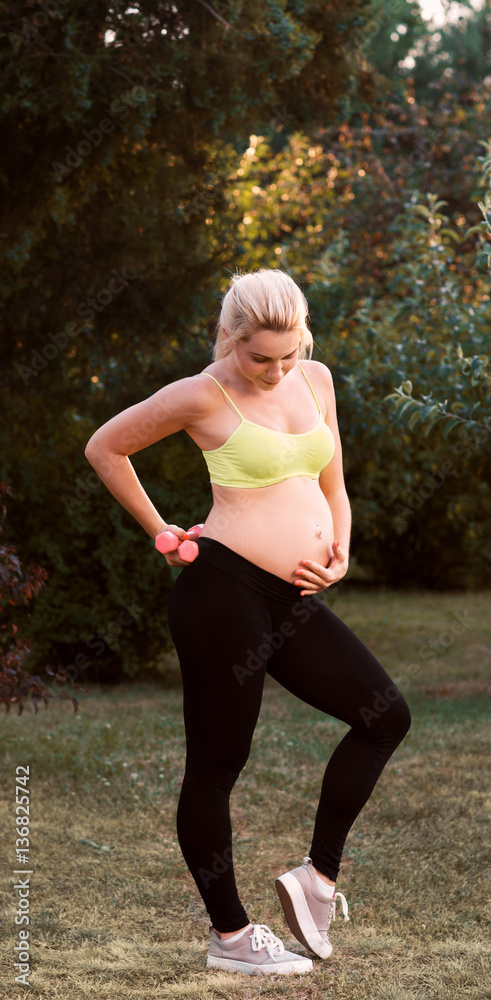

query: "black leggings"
xmin=167 ymin=537 xmax=411 ymax=933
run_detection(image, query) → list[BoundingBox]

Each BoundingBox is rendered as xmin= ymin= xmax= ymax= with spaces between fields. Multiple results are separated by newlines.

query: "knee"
xmin=390 ymin=692 xmax=411 ymax=743
xmin=358 ymin=685 xmax=411 ymax=746
xmin=186 ymin=747 xmax=250 ymax=794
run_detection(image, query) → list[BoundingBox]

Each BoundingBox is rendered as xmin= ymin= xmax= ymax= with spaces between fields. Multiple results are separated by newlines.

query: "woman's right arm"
xmin=84 ymin=376 xmax=213 ymax=541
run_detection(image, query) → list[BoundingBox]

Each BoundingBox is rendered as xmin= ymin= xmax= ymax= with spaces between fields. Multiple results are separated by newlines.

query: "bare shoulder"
xmin=175 ymin=370 xmax=224 ymax=415
xmin=299 ymin=359 xmax=334 ymax=392
xmin=300 ymin=358 xmax=332 ymax=375
xmin=117 ymin=371 xmax=220 ymax=425
xmin=84 ymin=370 xmax=222 ymax=457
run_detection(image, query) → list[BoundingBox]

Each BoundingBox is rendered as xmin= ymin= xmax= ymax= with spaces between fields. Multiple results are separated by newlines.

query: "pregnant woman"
xmin=84 ymin=268 xmax=411 ymax=977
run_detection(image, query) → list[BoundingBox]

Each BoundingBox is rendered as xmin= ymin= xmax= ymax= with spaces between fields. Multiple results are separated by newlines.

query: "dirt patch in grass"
xmin=423 ymin=679 xmax=491 ymax=697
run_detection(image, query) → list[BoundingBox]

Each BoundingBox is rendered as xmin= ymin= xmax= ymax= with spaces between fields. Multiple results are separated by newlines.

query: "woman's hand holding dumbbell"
xmin=155 ymin=523 xmax=204 ymax=566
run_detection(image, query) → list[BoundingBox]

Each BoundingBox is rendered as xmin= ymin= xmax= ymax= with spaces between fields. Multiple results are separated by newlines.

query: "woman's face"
xmin=231 ymin=329 xmax=300 ymax=390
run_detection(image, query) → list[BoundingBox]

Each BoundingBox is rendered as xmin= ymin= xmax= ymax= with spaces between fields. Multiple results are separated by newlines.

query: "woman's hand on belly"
xmin=293 ymin=540 xmax=349 ymax=596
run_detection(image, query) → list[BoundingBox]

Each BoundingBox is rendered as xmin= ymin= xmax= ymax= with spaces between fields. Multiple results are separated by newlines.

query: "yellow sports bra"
xmin=200 ymin=362 xmax=335 ymax=489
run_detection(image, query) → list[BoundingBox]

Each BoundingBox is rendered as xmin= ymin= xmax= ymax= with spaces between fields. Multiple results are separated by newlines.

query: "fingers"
xmin=156 ymin=524 xmax=194 ymax=566
xmin=187 ymin=523 xmax=205 ymax=539
xmin=165 ymin=550 xmax=195 ymax=567
xmin=164 ymin=523 xmax=190 ymax=542
xmin=294 ymin=566 xmax=330 ymax=596
xmin=294 ymin=552 xmax=341 ymax=595
xmin=295 ymin=558 xmax=331 ymax=581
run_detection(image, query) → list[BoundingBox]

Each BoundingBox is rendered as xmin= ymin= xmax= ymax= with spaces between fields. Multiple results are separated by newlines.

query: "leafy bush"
xmin=230 ymin=89 xmax=490 ymax=588
xmin=0 ymin=482 xmax=80 ymax=714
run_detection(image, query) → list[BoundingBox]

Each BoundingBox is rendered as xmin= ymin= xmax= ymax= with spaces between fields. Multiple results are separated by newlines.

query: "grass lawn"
xmin=0 ymin=587 xmax=489 ymax=999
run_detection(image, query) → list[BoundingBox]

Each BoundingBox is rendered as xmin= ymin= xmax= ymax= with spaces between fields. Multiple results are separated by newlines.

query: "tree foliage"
xmin=381 ymin=141 xmax=491 ymax=583
xmin=226 ymin=69 xmax=491 ymax=588
xmin=0 ymin=483 xmax=80 ymax=713
xmin=1 ymin=0 xmax=379 ymax=680
xmin=1 ymin=0 xmax=490 ymax=682
xmin=409 ymin=0 xmax=491 ymax=105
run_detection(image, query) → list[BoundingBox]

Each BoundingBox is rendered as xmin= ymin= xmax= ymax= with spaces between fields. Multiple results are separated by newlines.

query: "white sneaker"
xmin=206 ymin=922 xmax=313 ymax=975
xmin=275 ymin=856 xmax=349 ymax=958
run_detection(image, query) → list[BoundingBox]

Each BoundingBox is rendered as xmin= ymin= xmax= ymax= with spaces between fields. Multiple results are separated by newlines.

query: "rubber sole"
xmin=275 ymin=872 xmax=333 ymax=959
xmin=206 ymin=954 xmax=313 ymax=975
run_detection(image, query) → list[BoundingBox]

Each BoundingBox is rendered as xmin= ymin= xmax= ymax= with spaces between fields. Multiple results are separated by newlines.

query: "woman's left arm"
xmin=294 ymin=363 xmax=351 ymax=595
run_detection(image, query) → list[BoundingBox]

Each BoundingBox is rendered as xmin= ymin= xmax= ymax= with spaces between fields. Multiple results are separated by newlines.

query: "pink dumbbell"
xmin=155 ymin=523 xmax=204 ymax=562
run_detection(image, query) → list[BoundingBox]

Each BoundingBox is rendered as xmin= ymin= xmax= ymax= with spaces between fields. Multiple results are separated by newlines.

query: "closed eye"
xmin=250 ymin=351 xmax=298 ymax=362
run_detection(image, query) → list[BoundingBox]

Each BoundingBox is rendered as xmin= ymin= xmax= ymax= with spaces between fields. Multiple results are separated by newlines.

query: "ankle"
xmin=313 ymin=866 xmax=335 ymax=888
xmin=214 ymin=923 xmax=251 ymax=940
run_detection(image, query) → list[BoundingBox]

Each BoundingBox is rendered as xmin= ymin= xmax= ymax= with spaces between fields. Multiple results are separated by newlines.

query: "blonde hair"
xmin=212 ymin=268 xmax=313 ymax=361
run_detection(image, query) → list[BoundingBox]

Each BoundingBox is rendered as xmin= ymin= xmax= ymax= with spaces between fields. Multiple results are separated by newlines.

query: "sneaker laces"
xmin=333 ymin=891 xmax=350 ymax=922
xmin=302 ymin=857 xmax=350 ymax=923
xmin=249 ymin=924 xmax=285 ymax=958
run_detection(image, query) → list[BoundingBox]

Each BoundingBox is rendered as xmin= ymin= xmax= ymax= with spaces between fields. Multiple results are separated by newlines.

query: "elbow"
xmin=84 ymin=440 xmax=124 ymax=473
xmin=84 ymin=437 xmax=96 ymax=460
xmin=84 ymin=434 xmax=104 ymax=463
xmin=85 ymin=428 xmax=107 ymax=458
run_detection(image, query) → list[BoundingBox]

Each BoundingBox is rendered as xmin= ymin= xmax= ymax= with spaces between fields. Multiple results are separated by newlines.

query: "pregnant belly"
xmin=200 ymin=477 xmax=334 ymax=583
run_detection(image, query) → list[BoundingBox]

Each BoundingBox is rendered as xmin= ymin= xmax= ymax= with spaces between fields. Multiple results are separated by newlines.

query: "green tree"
xmin=382 ymin=141 xmax=491 ymax=581
xmin=363 ymin=0 xmax=427 ymax=87
xmin=410 ymin=0 xmax=491 ymax=104
xmin=224 ymin=75 xmax=490 ymax=587
xmin=0 ymin=0 xmax=378 ymax=679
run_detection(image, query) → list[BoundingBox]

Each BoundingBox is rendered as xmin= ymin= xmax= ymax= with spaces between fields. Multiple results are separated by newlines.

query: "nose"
xmin=265 ymin=362 xmax=282 ymax=380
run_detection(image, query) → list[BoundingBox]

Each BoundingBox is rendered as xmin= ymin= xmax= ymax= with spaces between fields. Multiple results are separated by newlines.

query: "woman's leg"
xmin=167 ymin=557 xmax=273 ymax=932
xmin=265 ymin=594 xmax=411 ymax=881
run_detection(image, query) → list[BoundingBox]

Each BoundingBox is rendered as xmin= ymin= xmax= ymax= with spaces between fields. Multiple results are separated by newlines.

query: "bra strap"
xmin=297 ymin=362 xmax=322 ymax=414
xmin=201 ymin=373 xmax=244 ymax=419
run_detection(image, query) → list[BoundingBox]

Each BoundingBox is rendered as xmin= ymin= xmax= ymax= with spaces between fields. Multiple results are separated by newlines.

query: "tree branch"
xmin=194 ymin=0 xmax=244 ymax=36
